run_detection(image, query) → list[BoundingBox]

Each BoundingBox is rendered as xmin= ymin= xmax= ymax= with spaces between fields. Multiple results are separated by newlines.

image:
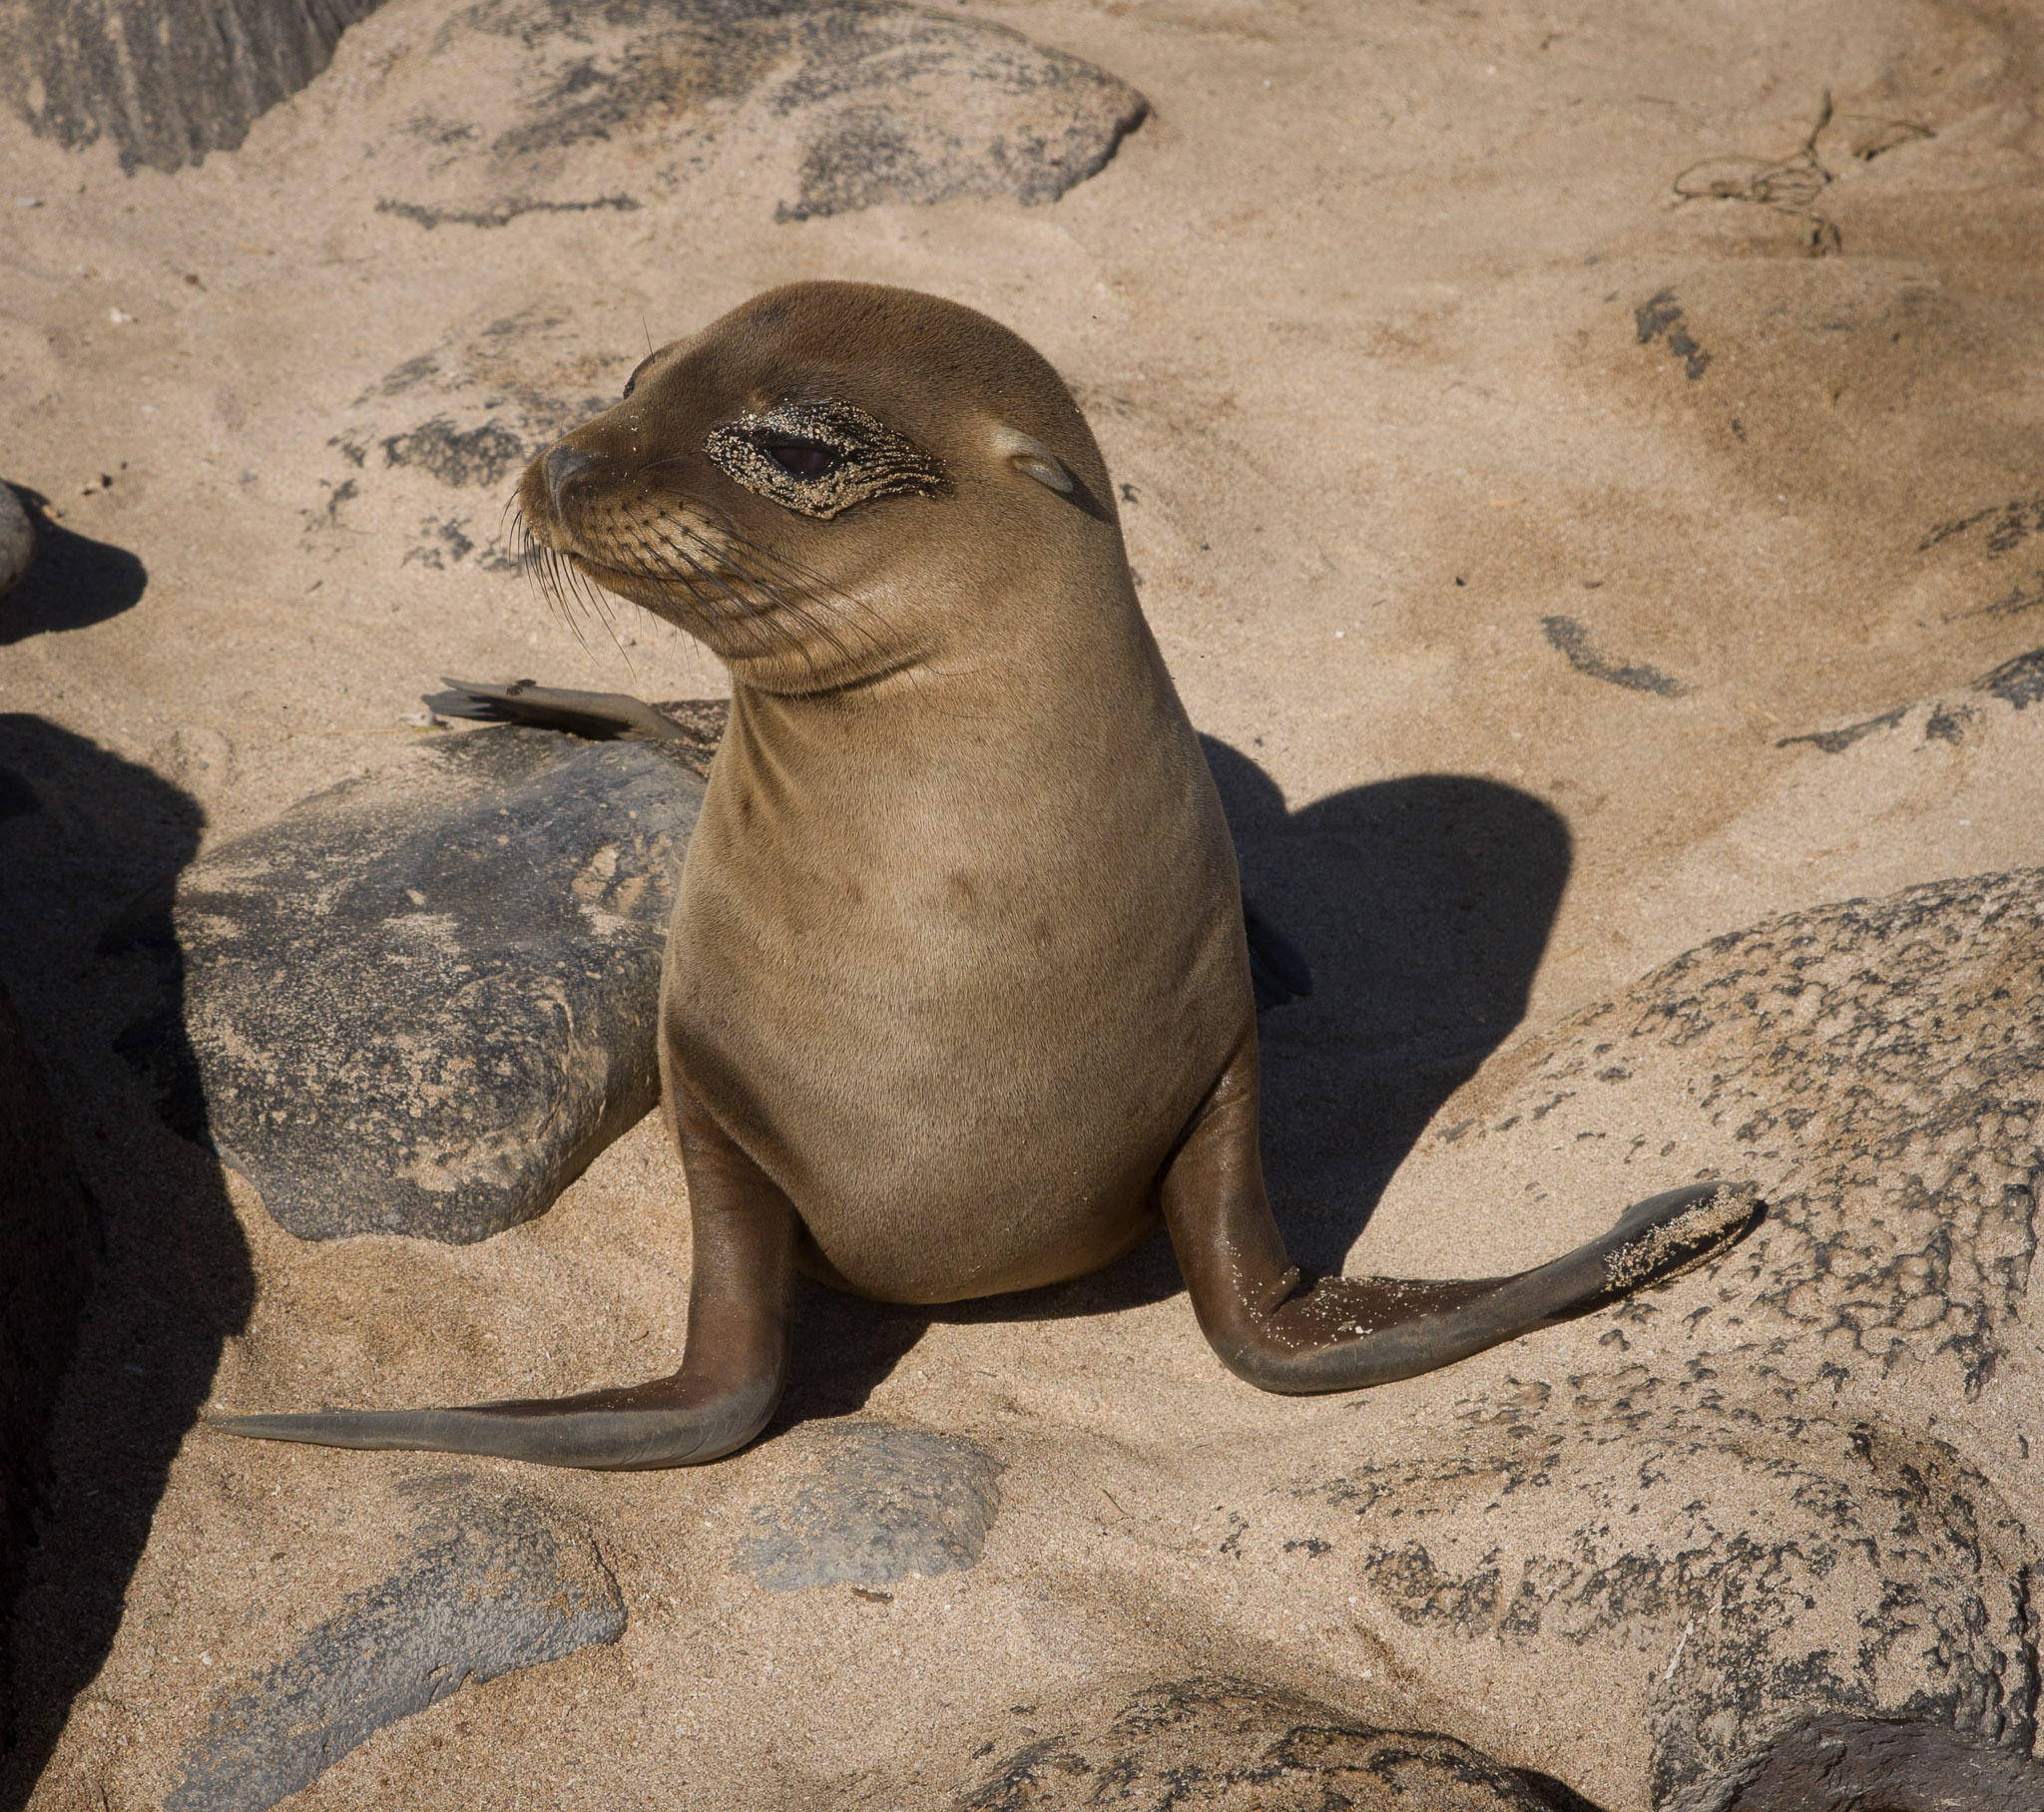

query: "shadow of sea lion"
xmin=772 ymin=739 xmax=1569 ymax=1433
xmin=1206 ymin=739 xmax=1572 ymax=1274
xmin=0 ymin=715 xmax=253 ymax=1812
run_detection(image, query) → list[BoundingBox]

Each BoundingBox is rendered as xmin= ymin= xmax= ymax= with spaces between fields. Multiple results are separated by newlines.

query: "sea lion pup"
xmin=219 ymin=282 xmax=1758 ymax=1470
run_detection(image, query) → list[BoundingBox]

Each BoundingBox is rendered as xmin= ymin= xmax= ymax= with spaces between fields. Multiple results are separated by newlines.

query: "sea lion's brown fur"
xmin=217 ymin=282 xmax=1757 ymax=1469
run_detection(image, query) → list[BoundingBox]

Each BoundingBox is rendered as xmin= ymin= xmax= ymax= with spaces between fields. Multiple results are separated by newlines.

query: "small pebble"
xmin=108 ymin=306 xmax=136 ymax=324
xmin=15 ymin=196 xmax=40 ymax=208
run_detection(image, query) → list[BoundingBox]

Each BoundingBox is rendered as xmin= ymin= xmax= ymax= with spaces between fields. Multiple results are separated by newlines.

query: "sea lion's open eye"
xmin=763 ymin=440 xmax=839 ymax=480
xmin=704 ymin=399 xmax=950 ymax=521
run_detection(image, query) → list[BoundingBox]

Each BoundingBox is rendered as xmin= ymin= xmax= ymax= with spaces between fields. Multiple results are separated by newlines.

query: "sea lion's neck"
xmin=726 ymin=569 xmax=1172 ymax=762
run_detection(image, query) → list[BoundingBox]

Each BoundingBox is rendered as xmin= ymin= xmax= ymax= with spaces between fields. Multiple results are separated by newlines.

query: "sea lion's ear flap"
xmin=990 ymin=426 xmax=1075 ymax=495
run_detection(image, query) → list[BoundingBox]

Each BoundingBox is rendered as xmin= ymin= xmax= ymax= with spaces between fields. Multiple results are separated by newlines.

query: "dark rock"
xmin=1775 ymin=701 xmax=1909 ymax=752
xmin=957 ymin=1678 xmax=1562 ymax=1811
xmin=0 ymin=483 xmax=32 ymax=597
xmin=381 ymin=418 xmax=532 ymax=490
xmin=740 ymin=1424 xmax=1003 ymax=1590
xmin=166 ymin=1477 xmax=623 ymax=1812
xmin=0 ymin=979 xmax=99 ymax=1744
xmin=1696 ymin=1711 xmax=2044 ymax=1812
xmin=111 ymin=719 xmax=709 ymax=1243
xmin=0 ymin=0 xmax=384 ymax=175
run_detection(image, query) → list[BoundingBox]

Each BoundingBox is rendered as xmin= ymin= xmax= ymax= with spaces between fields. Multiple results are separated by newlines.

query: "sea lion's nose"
xmin=546 ymin=444 xmax=599 ymax=512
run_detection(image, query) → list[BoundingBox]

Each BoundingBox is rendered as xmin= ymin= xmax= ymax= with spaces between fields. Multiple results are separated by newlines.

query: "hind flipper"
xmin=1160 ymin=1032 xmax=1761 ymax=1395
xmin=213 ymin=1086 xmax=798 ymax=1471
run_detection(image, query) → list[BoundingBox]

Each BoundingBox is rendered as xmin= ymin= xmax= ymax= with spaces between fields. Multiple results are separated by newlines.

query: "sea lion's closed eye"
xmin=704 ymin=398 xmax=949 ymax=520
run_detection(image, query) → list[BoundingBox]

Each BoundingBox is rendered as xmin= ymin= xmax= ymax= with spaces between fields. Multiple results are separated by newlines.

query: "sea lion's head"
xmin=517 ymin=281 xmax=1124 ymax=694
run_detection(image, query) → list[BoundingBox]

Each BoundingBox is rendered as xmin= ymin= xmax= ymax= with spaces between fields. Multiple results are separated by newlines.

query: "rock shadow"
xmin=0 ymin=489 xmax=148 ymax=644
xmin=770 ymin=740 xmax=1570 ymax=1434
xmin=0 ymin=714 xmax=254 ymax=1809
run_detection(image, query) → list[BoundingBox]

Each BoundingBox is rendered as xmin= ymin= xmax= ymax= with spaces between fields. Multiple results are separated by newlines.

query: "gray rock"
xmin=110 ymin=716 xmax=712 ymax=1243
xmin=1434 ymin=868 xmax=2044 ymax=1418
xmin=1313 ymin=1405 xmax=2037 ymax=1811
xmin=1293 ymin=867 xmax=2044 ymax=1807
xmin=760 ymin=3 xmax=1150 ymax=221
xmin=166 ymin=1478 xmax=624 ymax=1812
xmin=957 ymin=1678 xmax=1559 ymax=1811
xmin=740 ymin=1425 xmax=1003 ymax=1590
xmin=0 ymin=484 xmax=32 ymax=597
xmin=414 ymin=0 xmax=1148 ymax=226
xmin=0 ymin=0 xmax=384 ymax=175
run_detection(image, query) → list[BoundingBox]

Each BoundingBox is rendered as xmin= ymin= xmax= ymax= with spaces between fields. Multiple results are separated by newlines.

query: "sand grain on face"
xmin=5 ymin=0 xmax=2044 ymax=1806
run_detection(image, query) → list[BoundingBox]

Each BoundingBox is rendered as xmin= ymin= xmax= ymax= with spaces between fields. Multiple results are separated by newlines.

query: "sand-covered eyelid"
xmin=705 ymin=398 xmax=950 ymax=520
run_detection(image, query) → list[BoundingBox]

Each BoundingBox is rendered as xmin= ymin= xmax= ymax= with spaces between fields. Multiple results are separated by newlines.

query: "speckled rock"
xmin=741 ymin=1425 xmax=1004 ymax=1591
xmin=165 ymin=1477 xmax=623 ymax=1812
xmin=1295 ymin=1394 xmax=2036 ymax=1810
xmin=1403 ymin=867 xmax=2044 ymax=1434
xmin=365 ymin=0 xmax=1148 ymax=230
xmin=956 ymin=1678 xmax=1562 ymax=1811
xmin=1292 ymin=868 xmax=2044 ymax=1807
xmin=110 ymin=719 xmax=709 ymax=1243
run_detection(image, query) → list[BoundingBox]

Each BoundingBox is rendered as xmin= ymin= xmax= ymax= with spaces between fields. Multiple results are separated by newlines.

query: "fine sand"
xmin=4 ymin=1 xmax=2043 ymax=1807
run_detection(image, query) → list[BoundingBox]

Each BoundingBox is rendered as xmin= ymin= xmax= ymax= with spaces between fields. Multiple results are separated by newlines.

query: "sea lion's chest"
xmin=657 ymin=682 xmax=1249 ymax=1301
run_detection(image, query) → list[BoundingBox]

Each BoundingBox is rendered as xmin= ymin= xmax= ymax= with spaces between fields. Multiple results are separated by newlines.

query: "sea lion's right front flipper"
xmin=1159 ymin=1032 xmax=1762 ymax=1396
xmin=213 ymin=1088 xmax=798 ymax=1471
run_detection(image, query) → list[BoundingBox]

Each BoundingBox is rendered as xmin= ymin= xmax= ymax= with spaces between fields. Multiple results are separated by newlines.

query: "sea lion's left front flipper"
xmin=1160 ymin=1033 xmax=1762 ymax=1395
xmin=213 ymin=1087 xmax=797 ymax=1470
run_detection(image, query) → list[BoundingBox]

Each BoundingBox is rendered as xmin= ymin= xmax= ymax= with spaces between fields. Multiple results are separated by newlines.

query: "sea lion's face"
xmin=517 ymin=281 xmax=1121 ymax=694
